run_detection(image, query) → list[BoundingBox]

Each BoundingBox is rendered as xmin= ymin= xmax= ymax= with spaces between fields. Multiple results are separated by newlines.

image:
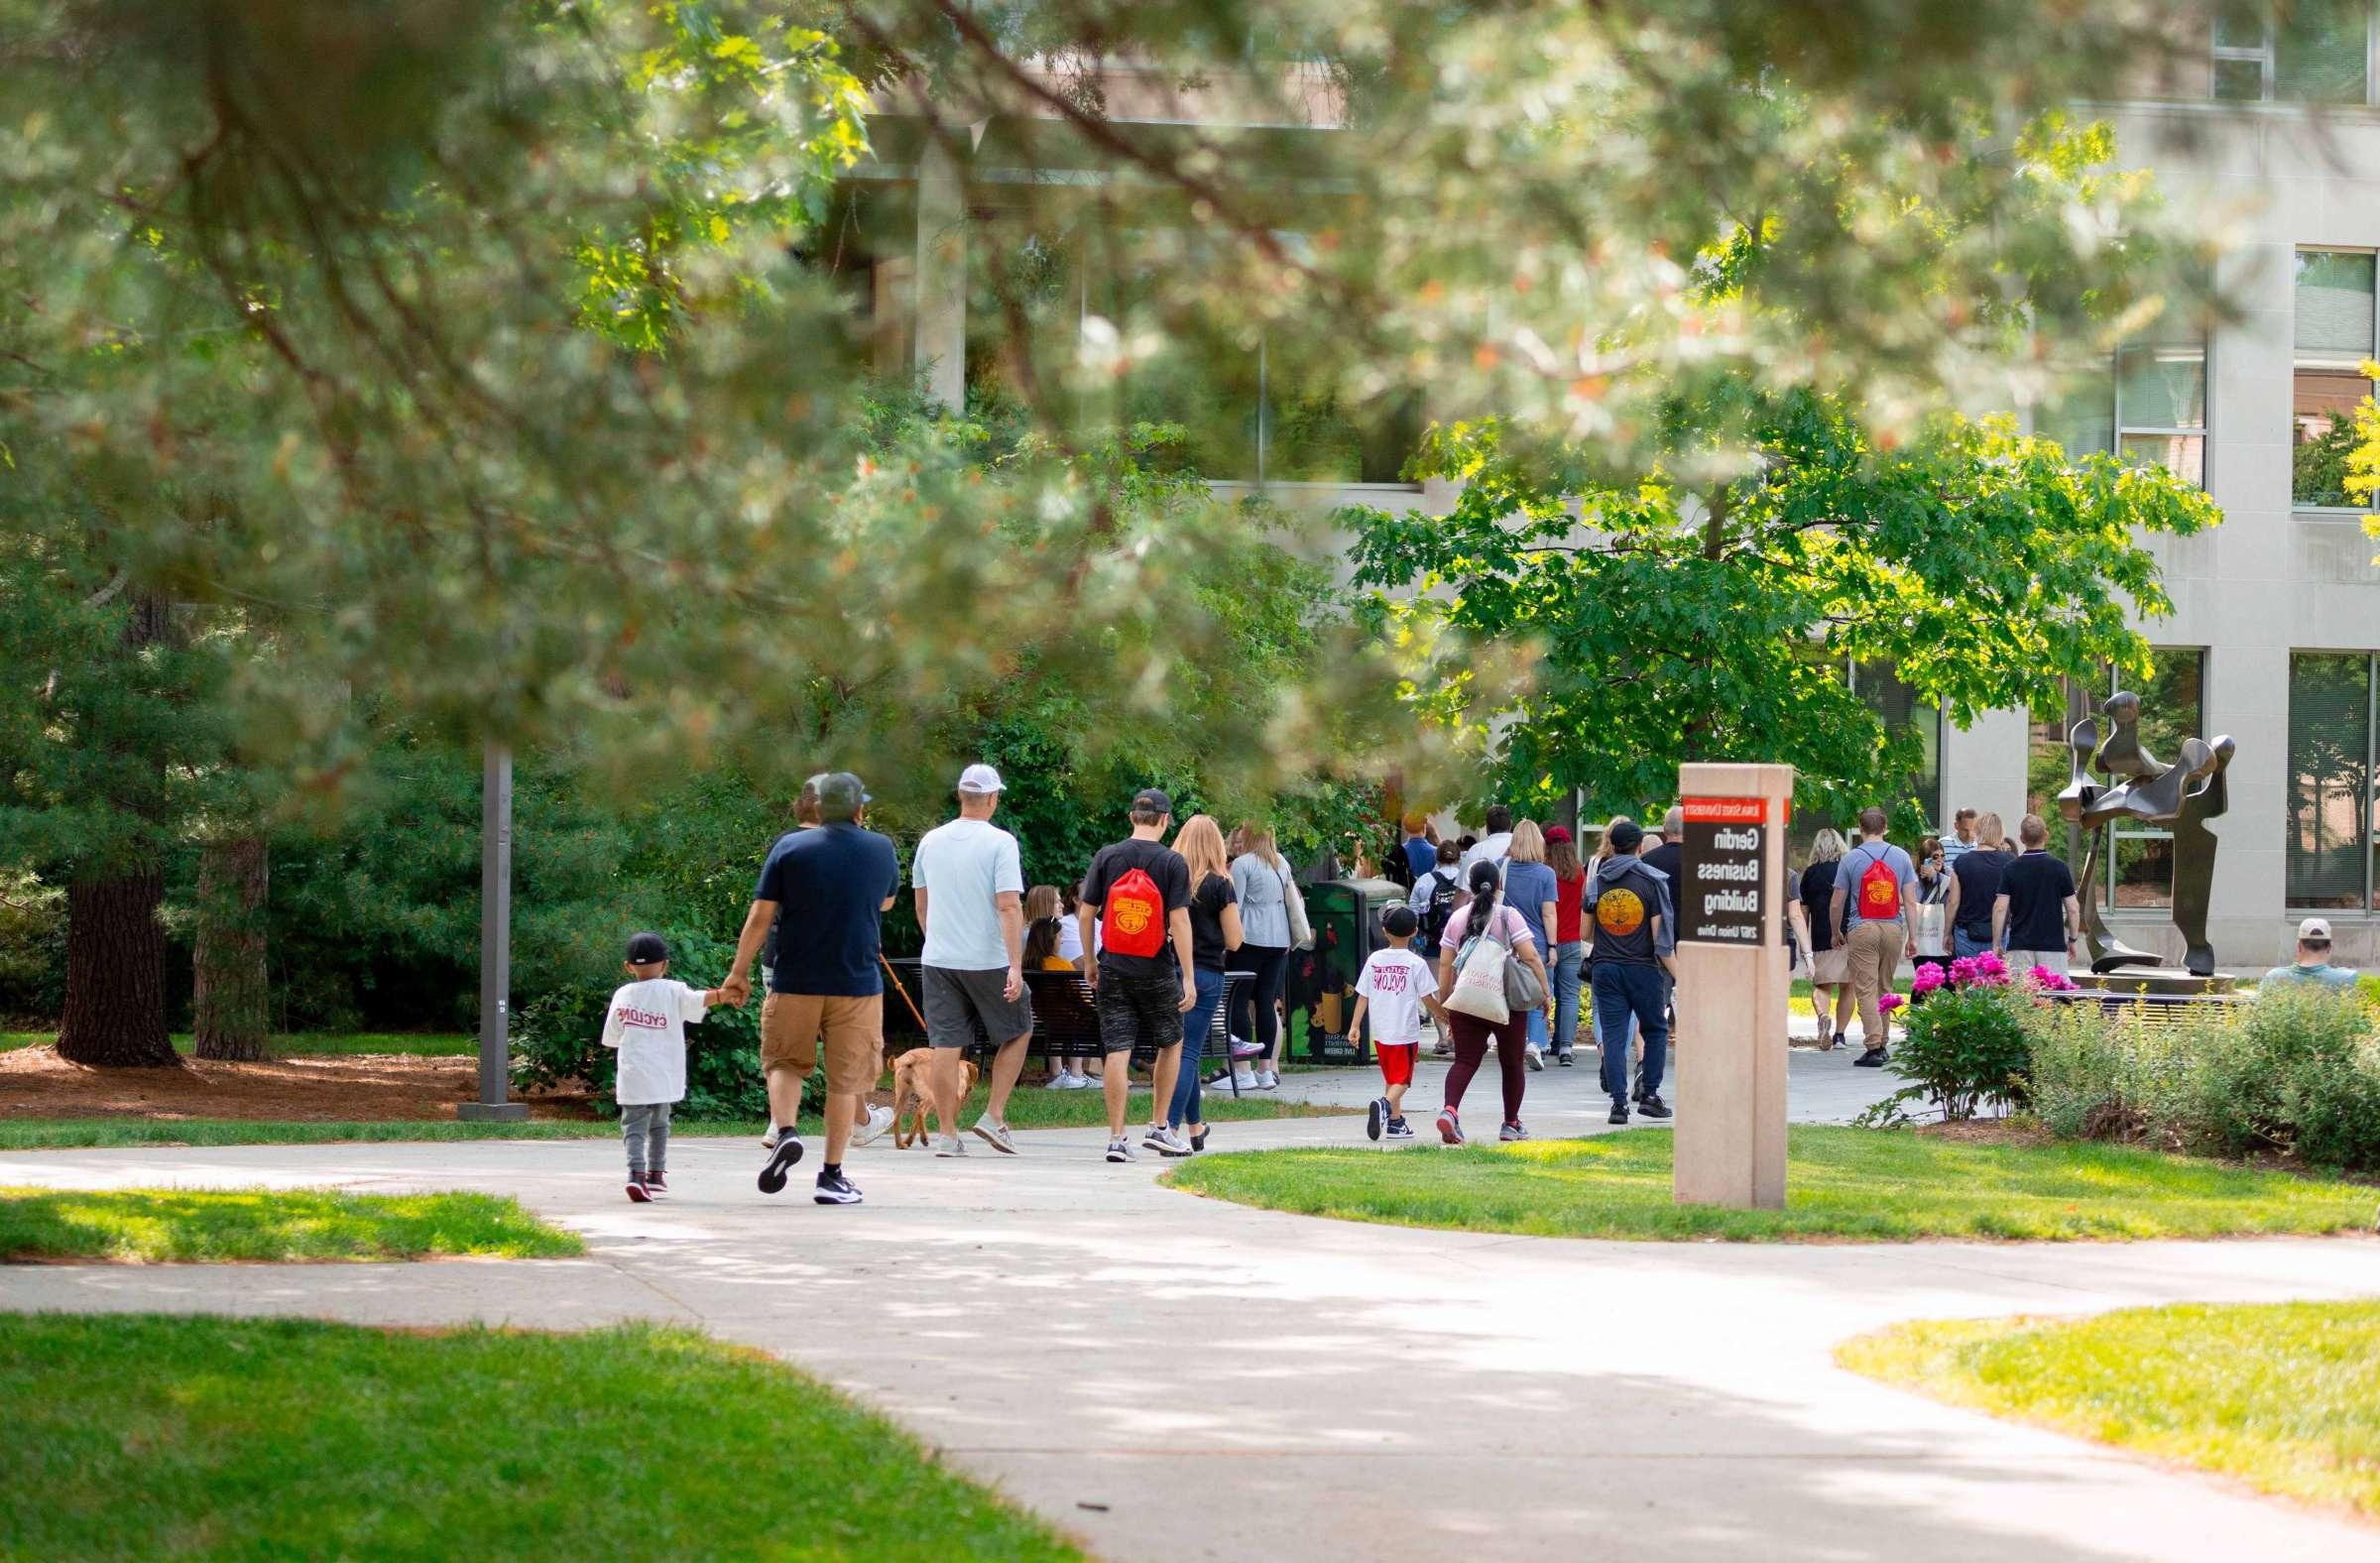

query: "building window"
xmin=1849 ymin=660 xmax=1943 ymax=827
xmin=2287 ymin=652 xmax=2379 ymax=910
xmin=2294 ymin=248 xmax=2379 ymax=509
xmin=2024 ymin=651 xmax=2208 ymax=909
xmin=2213 ymin=2 xmax=2378 ymax=104
xmin=2036 ymin=335 xmax=2208 ymax=487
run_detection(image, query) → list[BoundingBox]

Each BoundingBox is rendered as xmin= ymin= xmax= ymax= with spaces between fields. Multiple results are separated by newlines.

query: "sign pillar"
xmin=1672 ymin=762 xmax=1792 ymax=1209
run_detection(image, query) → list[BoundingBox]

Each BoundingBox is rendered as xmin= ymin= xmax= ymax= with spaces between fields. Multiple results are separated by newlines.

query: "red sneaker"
xmin=625 ymin=1179 xmax=652 ymax=1203
xmin=642 ymin=1170 xmax=668 ymax=1199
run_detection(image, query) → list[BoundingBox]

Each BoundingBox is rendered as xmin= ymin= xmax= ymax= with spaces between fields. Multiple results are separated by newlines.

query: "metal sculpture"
xmin=2057 ymin=691 xmax=2233 ymax=977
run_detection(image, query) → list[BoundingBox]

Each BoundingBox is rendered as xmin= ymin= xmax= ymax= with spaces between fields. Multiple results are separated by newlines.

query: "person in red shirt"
xmin=1546 ymin=826 xmax=1588 ymax=1065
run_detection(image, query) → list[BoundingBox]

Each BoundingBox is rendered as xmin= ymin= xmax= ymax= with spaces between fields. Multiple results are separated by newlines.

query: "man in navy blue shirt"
xmin=724 ymin=772 xmax=900 ymax=1207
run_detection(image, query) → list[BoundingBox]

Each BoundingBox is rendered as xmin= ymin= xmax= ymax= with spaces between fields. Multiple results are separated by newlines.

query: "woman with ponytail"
xmin=1430 ymin=857 xmax=1548 ymax=1144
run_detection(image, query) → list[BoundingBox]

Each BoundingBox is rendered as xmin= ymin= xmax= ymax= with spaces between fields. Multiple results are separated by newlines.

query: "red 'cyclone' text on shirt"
xmin=614 ymin=1006 xmax=669 ymax=1031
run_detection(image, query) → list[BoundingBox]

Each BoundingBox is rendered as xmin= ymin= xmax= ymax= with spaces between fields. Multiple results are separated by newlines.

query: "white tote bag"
xmin=1444 ymin=916 xmax=1512 ymax=1023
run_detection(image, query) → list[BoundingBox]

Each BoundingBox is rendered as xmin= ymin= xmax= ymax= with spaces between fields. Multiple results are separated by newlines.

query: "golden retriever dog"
xmin=890 ymin=1049 xmax=978 ymax=1148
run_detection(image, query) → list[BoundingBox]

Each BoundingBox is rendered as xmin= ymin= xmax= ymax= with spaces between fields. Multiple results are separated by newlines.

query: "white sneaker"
xmin=1257 ymin=1070 xmax=1279 ymax=1090
xmin=1142 ymin=1125 xmax=1191 ymax=1156
xmin=851 ymin=1104 xmax=893 ymax=1148
xmin=760 ymin=1125 xmax=781 ymax=1150
xmin=1060 ymin=1071 xmax=1093 ymax=1090
xmin=935 ymin=1133 xmax=968 ymax=1157
xmin=1105 ymin=1138 xmax=1134 ymax=1163
xmin=1225 ymin=1069 xmax=1258 ymax=1092
xmin=1044 ymin=1072 xmax=1075 ymax=1090
xmin=1524 ymin=1046 xmax=1546 ymax=1071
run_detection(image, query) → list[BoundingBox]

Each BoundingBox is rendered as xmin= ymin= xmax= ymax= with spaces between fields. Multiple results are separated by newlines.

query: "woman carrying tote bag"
xmin=1432 ymin=859 xmax=1551 ymax=1147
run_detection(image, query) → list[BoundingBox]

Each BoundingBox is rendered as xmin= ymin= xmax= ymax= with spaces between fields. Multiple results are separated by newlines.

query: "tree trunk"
xmin=55 ymin=870 xmax=178 ymax=1067
xmin=192 ymin=835 xmax=271 ymax=1061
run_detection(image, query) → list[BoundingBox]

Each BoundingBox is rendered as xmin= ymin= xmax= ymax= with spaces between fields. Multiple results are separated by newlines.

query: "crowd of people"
xmin=596 ymin=774 xmax=2365 ymax=1210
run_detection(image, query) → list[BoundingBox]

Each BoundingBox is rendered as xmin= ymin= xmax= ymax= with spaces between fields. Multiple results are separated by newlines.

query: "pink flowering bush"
xmin=1858 ymin=952 xmax=2034 ymax=1123
xmin=1876 ymin=992 xmax=1905 ymax=1015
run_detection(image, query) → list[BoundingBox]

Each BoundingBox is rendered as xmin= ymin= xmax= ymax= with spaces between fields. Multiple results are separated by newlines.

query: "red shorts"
xmin=1376 ymin=1041 xmax=1419 ymax=1087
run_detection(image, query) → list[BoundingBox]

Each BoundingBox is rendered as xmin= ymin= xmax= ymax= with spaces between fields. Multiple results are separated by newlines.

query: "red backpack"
xmin=1099 ymin=866 xmax=1168 ymax=958
xmin=1855 ymin=849 xmax=1904 ymax=922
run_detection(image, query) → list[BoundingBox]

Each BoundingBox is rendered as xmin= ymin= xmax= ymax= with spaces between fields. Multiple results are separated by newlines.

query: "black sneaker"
xmin=1367 ymin=1097 xmax=1385 ymax=1142
xmin=1830 ymin=1031 xmax=1848 ymax=1052
xmin=758 ymin=1134 xmax=805 ymax=1194
xmin=813 ymin=1168 xmax=862 ymax=1205
xmin=1557 ymin=1052 xmax=1575 ymax=1067
xmin=1853 ymin=1046 xmax=1889 ymax=1068
xmin=1607 ymin=1101 xmax=1630 ymax=1126
xmin=1636 ymin=1094 xmax=1673 ymax=1119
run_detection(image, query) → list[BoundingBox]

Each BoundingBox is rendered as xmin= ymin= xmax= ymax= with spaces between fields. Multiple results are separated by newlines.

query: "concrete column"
xmin=1673 ymin=764 xmax=1794 ymax=1211
xmin=914 ymin=137 xmax=968 ymax=412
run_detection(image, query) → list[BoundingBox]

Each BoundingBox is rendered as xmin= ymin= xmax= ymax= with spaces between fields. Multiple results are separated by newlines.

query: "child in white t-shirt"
xmin=602 ymin=931 xmax=726 ymax=1203
xmin=1348 ymin=907 xmax=1442 ymax=1142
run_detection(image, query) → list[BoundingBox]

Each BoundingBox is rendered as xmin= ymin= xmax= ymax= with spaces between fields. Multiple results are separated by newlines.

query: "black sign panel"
xmin=1679 ymin=797 xmax=1769 ymax=946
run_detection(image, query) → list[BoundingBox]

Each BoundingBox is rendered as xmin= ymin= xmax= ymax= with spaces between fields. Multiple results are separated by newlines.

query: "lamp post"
xmin=458 ymin=739 xmax=528 ymax=1122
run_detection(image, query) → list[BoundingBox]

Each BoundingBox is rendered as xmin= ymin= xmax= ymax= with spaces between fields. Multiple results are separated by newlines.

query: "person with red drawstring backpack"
xmin=1828 ymin=806 xmax=1920 ymax=1069
xmin=1077 ymin=788 xmax=1196 ymax=1163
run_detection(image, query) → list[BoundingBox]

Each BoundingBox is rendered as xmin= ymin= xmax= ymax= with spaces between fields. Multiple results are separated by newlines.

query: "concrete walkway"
xmin=5 ymin=1053 xmax=2378 ymax=1561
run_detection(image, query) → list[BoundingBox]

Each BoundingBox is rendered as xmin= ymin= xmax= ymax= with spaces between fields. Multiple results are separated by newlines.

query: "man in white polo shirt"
xmin=912 ymin=764 xmax=1031 ymax=1155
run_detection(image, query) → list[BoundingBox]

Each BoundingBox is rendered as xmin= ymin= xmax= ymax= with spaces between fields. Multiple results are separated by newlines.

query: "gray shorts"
xmin=921 ymin=964 xmax=1032 ymax=1048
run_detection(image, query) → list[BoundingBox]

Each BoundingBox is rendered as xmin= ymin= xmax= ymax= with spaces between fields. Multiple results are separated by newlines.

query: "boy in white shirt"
xmin=602 ymin=931 xmax=727 ymax=1203
xmin=1349 ymin=907 xmax=1442 ymax=1142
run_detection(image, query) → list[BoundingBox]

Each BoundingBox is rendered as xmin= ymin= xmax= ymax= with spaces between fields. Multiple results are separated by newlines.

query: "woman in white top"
xmin=1431 ymin=858 xmax=1550 ymax=1145
xmin=1228 ymin=824 xmax=1295 ymax=1090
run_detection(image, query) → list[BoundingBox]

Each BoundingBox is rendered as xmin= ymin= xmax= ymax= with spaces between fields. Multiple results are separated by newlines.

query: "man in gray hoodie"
xmin=1585 ymin=817 xmax=1678 ymax=1126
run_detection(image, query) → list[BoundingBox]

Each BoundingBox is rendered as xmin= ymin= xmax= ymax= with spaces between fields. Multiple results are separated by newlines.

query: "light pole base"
xmin=456 ymin=1101 xmax=530 ymax=1123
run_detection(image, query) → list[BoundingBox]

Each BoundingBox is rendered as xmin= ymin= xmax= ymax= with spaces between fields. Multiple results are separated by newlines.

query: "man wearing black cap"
xmin=723 ymin=771 xmax=900 ymax=1207
xmin=1077 ymin=787 xmax=1196 ymax=1163
xmin=1585 ymin=816 xmax=1677 ymax=1126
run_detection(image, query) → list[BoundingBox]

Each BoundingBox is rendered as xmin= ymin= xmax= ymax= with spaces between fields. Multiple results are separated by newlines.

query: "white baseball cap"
xmin=957 ymin=764 xmax=1005 ymax=795
xmin=2298 ymin=916 xmax=2333 ymax=941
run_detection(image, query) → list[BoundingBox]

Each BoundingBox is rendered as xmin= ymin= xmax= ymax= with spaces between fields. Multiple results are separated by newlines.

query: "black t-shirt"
xmin=755 ymin=822 xmax=901 ymax=997
xmin=1950 ymin=850 xmax=2007 ymax=938
xmin=1640 ymin=840 xmax=1683 ymax=888
xmin=1798 ymin=861 xmax=1840 ymax=953
xmin=1081 ymin=837 xmax=1192 ymax=978
xmin=1587 ymin=860 xmax=1666 ymax=966
xmin=1186 ymin=872 xmax=1238 ymax=972
xmin=1997 ymin=850 xmax=2076 ymax=951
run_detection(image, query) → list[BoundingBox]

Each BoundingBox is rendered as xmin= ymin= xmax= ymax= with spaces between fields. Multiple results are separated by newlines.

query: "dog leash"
xmin=879 ymin=953 xmax=930 ymax=1034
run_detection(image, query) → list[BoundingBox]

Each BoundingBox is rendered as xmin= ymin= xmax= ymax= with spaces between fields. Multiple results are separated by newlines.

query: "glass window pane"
xmin=2275 ymin=0 xmax=2372 ymax=103
xmin=1856 ymin=660 xmax=1942 ymax=824
xmin=2213 ymin=9 xmax=2268 ymax=50
xmin=2286 ymin=653 xmax=2374 ymax=908
xmin=2295 ymin=249 xmax=2377 ymax=358
xmin=2117 ymin=343 xmax=2207 ymax=427
xmin=2294 ymin=368 xmax=2375 ymax=506
xmin=2112 ymin=831 xmax=2178 ymax=907
xmin=2212 ymin=57 xmax=2269 ymax=99
xmin=2121 ymin=432 xmax=2205 ymax=486
xmin=2038 ymin=367 xmax=2114 ymax=458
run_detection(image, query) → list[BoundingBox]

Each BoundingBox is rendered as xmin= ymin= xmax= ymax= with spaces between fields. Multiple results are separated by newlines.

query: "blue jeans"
xmin=1526 ymin=1006 xmax=1548 ymax=1049
xmin=1952 ymin=927 xmax=1993 ymax=961
xmin=1551 ymin=941 xmax=1586 ymax=1054
xmin=1170 ymin=968 xmax=1225 ymax=1129
xmin=1594 ymin=963 xmax=1669 ymax=1104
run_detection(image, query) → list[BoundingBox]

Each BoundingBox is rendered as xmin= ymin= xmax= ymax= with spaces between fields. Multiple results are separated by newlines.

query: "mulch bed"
xmin=0 ymin=1046 xmax=600 ymax=1123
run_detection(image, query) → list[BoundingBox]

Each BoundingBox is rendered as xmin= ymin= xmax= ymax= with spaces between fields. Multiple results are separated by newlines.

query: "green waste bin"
xmin=1294 ymin=877 xmax=1412 ymax=1063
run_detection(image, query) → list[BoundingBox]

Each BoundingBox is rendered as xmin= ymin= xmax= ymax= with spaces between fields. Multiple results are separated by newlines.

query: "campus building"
xmin=846 ymin=11 xmax=2380 ymax=969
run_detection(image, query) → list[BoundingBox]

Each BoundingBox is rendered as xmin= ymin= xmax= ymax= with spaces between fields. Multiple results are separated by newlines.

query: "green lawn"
xmin=1841 ymin=1301 xmax=2380 ymax=1519
xmin=0 ymin=1186 xmax=580 ymax=1262
xmin=0 ymin=1315 xmax=1079 ymax=1559
xmin=1163 ymin=1125 xmax=2380 ymax=1242
xmin=1 ymin=1031 xmax=474 ymax=1056
xmin=0 ymin=1083 xmax=1347 ymax=1151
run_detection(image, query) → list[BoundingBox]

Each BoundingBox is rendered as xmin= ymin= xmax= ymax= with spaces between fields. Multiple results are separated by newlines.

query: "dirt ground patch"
xmin=0 ymin=1046 xmax=599 ymax=1123
xmin=1914 ymin=1118 xmax=2055 ymax=1148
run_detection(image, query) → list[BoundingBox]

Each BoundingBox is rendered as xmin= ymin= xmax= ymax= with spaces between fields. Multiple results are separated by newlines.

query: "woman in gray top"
xmin=1229 ymin=827 xmax=1295 ymax=1089
xmin=1501 ymin=820 xmax=1560 ymax=1070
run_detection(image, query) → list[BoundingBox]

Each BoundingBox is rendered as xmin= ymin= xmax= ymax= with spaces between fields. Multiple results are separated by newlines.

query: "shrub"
xmin=510 ymin=925 xmax=813 ymax=1121
xmin=1859 ymin=952 xmax=2033 ymax=1123
xmin=2022 ymin=985 xmax=2380 ymax=1173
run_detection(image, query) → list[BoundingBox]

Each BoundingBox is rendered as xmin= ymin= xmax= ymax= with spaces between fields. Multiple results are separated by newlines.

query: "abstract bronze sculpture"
xmin=2057 ymin=691 xmax=2234 ymax=978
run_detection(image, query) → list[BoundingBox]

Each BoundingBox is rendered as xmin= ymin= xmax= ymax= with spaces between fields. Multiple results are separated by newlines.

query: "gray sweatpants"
xmin=622 ymin=1102 xmax=671 ymax=1176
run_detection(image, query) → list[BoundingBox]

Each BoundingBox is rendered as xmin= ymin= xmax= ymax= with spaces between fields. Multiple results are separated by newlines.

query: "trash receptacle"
xmin=1293 ymin=877 xmax=1412 ymax=1063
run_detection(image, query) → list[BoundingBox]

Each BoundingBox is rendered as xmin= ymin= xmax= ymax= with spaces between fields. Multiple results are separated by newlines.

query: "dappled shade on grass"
xmin=1163 ymin=1126 xmax=2380 ymax=1242
xmin=0 ymin=1316 xmax=1081 ymax=1559
xmin=1840 ymin=1301 xmax=2380 ymax=1517
xmin=0 ymin=1187 xmax=582 ymax=1262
